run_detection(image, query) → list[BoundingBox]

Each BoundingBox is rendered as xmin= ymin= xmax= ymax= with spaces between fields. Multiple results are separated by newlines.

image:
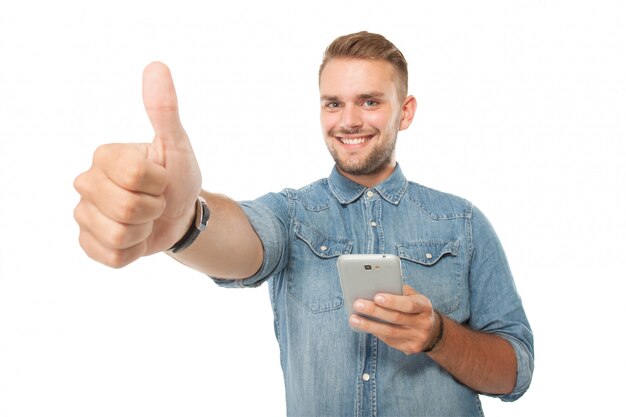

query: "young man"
xmin=74 ymin=32 xmax=533 ymax=416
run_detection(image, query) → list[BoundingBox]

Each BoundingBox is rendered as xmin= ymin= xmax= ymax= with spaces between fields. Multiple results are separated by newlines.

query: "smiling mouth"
xmin=336 ymin=135 xmax=374 ymax=145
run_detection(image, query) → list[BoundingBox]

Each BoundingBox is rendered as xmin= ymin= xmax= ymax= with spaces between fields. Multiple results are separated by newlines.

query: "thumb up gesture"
xmin=74 ymin=63 xmax=202 ymax=267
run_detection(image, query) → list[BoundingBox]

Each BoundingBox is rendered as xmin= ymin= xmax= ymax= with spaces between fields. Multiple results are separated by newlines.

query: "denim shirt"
xmin=213 ymin=164 xmax=534 ymax=417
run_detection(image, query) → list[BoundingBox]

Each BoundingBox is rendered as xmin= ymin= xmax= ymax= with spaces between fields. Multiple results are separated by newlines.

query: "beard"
xmin=326 ymin=129 xmax=398 ymax=176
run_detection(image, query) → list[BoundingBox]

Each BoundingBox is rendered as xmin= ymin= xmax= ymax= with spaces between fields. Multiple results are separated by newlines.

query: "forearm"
xmin=427 ymin=315 xmax=517 ymax=395
xmin=167 ymin=190 xmax=263 ymax=279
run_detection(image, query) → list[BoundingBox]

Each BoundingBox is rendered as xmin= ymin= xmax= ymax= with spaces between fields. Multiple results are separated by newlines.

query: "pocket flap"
xmin=397 ymin=240 xmax=460 ymax=265
xmin=294 ymin=221 xmax=353 ymax=258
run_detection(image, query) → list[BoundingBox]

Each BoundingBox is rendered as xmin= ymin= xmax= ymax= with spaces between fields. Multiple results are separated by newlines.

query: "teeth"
xmin=339 ymin=137 xmax=368 ymax=145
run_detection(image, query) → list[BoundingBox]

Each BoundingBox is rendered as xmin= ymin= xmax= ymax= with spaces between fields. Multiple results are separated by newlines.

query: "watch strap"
xmin=168 ymin=196 xmax=210 ymax=253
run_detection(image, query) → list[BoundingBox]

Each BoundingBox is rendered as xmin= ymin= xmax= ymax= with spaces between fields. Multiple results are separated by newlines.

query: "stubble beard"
xmin=327 ymin=129 xmax=398 ymax=176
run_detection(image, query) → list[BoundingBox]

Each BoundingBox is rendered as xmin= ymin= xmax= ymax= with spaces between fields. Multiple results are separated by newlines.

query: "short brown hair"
xmin=319 ymin=31 xmax=408 ymax=99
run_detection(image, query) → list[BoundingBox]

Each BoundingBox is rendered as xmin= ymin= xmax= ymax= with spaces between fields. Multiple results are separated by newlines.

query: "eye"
xmin=324 ymin=102 xmax=340 ymax=110
xmin=363 ymin=100 xmax=378 ymax=107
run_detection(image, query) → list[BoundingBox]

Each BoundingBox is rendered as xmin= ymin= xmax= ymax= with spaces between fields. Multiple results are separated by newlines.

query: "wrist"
xmin=168 ymin=196 xmax=210 ymax=253
xmin=423 ymin=310 xmax=445 ymax=353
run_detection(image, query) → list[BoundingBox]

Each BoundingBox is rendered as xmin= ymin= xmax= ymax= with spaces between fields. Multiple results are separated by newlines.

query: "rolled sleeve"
xmin=211 ymin=193 xmax=290 ymax=289
xmin=468 ymin=205 xmax=535 ymax=401
xmin=495 ymin=333 xmax=534 ymax=401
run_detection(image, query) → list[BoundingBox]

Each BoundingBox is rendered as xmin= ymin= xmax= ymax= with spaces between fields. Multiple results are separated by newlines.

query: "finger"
xmin=349 ymin=314 xmax=406 ymax=339
xmin=349 ymin=314 xmax=433 ymax=355
xmin=373 ymin=289 xmax=431 ymax=315
xmin=92 ymin=143 xmax=168 ymax=196
xmin=78 ymin=228 xmax=147 ymax=269
xmin=142 ymin=62 xmax=184 ymax=136
xmin=74 ymin=200 xmax=154 ymax=250
xmin=353 ymin=299 xmax=415 ymax=326
xmin=76 ymin=169 xmax=166 ymax=224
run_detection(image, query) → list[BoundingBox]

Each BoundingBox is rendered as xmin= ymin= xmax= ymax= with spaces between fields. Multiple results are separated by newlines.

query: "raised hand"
xmin=74 ymin=62 xmax=202 ymax=267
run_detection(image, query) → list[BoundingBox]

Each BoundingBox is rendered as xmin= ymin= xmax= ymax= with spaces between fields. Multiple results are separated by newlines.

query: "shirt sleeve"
xmin=467 ymin=205 xmax=535 ymax=402
xmin=211 ymin=192 xmax=290 ymax=289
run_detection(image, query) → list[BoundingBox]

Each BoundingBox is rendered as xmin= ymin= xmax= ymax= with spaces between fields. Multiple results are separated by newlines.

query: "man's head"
xmin=319 ymin=31 xmax=409 ymax=101
xmin=319 ymin=32 xmax=416 ymax=187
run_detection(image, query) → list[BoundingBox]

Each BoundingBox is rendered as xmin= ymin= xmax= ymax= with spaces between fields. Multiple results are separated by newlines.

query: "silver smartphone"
xmin=337 ymin=254 xmax=404 ymax=331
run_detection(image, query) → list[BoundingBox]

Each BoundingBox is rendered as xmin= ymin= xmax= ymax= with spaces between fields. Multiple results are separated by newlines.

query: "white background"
xmin=1 ymin=0 xmax=625 ymax=416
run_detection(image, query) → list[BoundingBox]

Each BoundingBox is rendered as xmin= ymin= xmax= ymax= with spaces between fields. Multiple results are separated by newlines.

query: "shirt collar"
xmin=328 ymin=163 xmax=409 ymax=205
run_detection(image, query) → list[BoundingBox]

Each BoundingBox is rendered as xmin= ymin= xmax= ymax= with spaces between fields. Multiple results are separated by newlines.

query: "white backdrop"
xmin=1 ymin=1 xmax=625 ymax=416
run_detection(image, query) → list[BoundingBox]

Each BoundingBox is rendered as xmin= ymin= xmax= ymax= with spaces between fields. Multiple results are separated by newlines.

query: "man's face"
xmin=319 ymin=58 xmax=415 ymax=186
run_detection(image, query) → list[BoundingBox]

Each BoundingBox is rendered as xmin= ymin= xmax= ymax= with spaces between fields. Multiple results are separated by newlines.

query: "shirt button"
xmin=425 ymin=253 xmax=433 ymax=259
xmin=366 ymin=191 xmax=374 ymax=198
xmin=320 ymin=245 xmax=328 ymax=251
xmin=362 ymin=373 xmax=371 ymax=381
xmin=370 ymin=221 xmax=377 ymax=227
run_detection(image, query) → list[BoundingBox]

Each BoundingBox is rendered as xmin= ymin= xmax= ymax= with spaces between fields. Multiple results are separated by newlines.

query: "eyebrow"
xmin=320 ymin=91 xmax=386 ymax=102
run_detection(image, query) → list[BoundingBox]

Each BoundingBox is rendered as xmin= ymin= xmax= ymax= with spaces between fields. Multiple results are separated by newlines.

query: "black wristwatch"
xmin=168 ymin=196 xmax=210 ymax=253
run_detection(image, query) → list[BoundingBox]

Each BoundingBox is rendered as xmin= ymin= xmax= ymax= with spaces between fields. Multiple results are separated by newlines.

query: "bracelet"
xmin=423 ymin=310 xmax=445 ymax=353
xmin=168 ymin=196 xmax=210 ymax=253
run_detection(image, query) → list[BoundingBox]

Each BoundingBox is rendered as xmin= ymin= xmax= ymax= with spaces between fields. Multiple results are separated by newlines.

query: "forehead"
xmin=319 ymin=58 xmax=399 ymax=98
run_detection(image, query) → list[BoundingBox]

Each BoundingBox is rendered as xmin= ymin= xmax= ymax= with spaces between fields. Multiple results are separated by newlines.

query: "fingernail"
xmin=354 ymin=301 xmax=365 ymax=311
xmin=374 ymin=294 xmax=386 ymax=304
xmin=350 ymin=315 xmax=362 ymax=326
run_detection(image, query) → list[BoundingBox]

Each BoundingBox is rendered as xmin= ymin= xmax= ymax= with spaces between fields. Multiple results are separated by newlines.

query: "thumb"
xmin=142 ymin=62 xmax=184 ymax=137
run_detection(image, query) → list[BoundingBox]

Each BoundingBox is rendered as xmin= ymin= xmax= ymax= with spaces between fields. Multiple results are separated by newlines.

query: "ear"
xmin=398 ymin=95 xmax=417 ymax=131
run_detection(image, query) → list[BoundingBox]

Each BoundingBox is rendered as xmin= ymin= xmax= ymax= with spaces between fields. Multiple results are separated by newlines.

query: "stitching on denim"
xmin=396 ymin=242 xmax=462 ymax=314
xmin=467 ymin=203 xmax=474 ymax=259
xmin=328 ymin=176 xmax=366 ymax=204
xmin=406 ymin=182 xmax=472 ymax=220
xmin=370 ymin=336 xmax=378 ymax=417
xmin=374 ymin=176 xmax=408 ymax=205
xmin=397 ymin=240 xmax=461 ymax=264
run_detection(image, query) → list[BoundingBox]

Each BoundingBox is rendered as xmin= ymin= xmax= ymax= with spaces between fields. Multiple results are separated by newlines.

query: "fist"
xmin=73 ymin=62 xmax=202 ymax=267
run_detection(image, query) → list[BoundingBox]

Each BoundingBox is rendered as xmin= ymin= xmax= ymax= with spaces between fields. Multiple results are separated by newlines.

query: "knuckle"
xmin=73 ymin=203 xmax=84 ymax=225
xmin=93 ymin=144 xmax=114 ymax=165
xmin=112 ymin=242 xmax=147 ymax=268
xmin=120 ymin=163 xmax=147 ymax=190
xmin=116 ymin=194 xmax=142 ymax=222
xmin=105 ymin=248 xmax=132 ymax=269
xmin=73 ymin=171 xmax=93 ymax=196
xmin=107 ymin=224 xmax=130 ymax=248
xmin=390 ymin=311 xmax=404 ymax=324
xmin=73 ymin=173 xmax=84 ymax=193
xmin=410 ymin=302 xmax=422 ymax=314
xmin=78 ymin=230 xmax=136 ymax=269
xmin=106 ymin=252 xmax=126 ymax=269
xmin=77 ymin=230 xmax=91 ymax=253
xmin=383 ymin=326 xmax=399 ymax=339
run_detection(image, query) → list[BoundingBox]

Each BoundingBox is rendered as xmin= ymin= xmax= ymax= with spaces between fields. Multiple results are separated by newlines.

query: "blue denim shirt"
xmin=214 ymin=164 xmax=533 ymax=417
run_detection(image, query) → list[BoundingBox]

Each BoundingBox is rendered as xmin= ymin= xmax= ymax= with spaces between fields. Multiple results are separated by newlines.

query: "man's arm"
xmin=425 ymin=314 xmax=516 ymax=395
xmin=349 ymin=285 xmax=516 ymax=395
xmin=74 ymin=62 xmax=262 ymax=279
xmin=166 ymin=191 xmax=263 ymax=279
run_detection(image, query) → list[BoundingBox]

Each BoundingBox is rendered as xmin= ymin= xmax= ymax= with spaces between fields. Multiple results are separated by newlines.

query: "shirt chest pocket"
xmin=287 ymin=221 xmax=353 ymax=313
xmin=397 ymin=240 xmax=462 ymax=314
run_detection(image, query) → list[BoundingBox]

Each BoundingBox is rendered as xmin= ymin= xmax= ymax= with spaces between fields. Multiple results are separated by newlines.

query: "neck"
xmin=337 ymin=162 xmax=396 ymax=188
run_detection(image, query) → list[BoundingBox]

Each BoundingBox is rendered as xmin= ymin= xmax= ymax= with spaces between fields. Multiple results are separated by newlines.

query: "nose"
xmin=340 ymin=103 xmax=363 ymax=130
